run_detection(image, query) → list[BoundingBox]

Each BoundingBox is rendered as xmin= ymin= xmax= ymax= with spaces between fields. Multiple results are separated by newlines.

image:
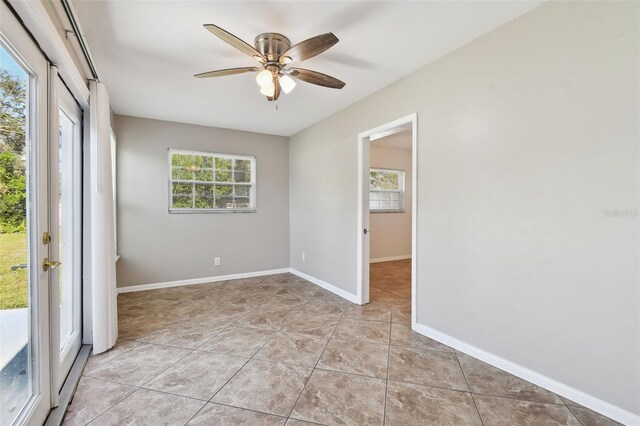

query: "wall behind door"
xmin=370 ymin=142 xmax=412 ymax=262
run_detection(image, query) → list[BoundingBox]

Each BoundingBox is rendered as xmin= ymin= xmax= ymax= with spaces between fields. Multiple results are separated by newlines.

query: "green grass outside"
xmin=0 ymin=232 xmax=28 ymax=310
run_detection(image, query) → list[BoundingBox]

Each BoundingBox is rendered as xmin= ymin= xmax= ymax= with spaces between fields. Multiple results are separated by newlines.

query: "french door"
xmin=1 ymin=3 xmax=83 ymax=425
xmin=50 ymin=74 xmax=83 ymax=398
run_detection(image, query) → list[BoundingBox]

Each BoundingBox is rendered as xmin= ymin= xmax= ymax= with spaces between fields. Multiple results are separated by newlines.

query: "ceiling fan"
xmin=194 ymin=24 xmax=346 ymax=102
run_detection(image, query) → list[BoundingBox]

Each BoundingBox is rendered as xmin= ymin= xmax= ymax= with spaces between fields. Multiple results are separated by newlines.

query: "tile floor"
xmin=64 ymin=260 xmax=619 ymax=425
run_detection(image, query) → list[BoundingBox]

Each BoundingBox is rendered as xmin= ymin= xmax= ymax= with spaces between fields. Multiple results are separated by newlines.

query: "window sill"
xmin=370 ymin=210 xmax=405 ymax=214
xmin=169 ymin=209 xmax=257 ymax=214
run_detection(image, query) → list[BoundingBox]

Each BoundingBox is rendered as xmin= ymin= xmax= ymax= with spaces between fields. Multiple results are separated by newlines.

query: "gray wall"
xmin=114 ymin=115 xmax=290 ymax=287
xmin=370 ymin=144 xmax=412 ymax=261
xmin=290 ymin=1 xmax=639 ymax=415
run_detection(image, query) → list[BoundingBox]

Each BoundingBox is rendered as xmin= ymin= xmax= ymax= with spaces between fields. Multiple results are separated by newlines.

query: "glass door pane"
xmin=0 ymin=46 xmax=31 ymax=426
xmin=58 ymin=110 xmax=74 ymax=350
xmin=1 ymin=3 xmax=52 ymax=423
xmin=52 ymin=79 xmax=82 ymax=392
xmin=0 ymin=29 xmax=50 ymax=426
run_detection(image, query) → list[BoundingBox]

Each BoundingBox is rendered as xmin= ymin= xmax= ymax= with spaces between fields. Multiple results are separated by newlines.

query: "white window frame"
xmin=369 ymin=168 xmax=405 ymax=213
xmin=168 ymin=149 xmax=256 ymax=213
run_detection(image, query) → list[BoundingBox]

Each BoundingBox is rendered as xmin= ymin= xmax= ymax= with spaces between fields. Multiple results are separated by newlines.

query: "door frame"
xmin=356 ymin=113 xmax=418 ymax=327
xmin=49 ymin=71 xmax=84 ymax=400
xmin=0 ymin=2 xmax=52 ymax=424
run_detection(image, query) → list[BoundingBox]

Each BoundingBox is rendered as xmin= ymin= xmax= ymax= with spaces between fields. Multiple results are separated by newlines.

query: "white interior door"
xmin=0 ymin=3 xmax=51 ymax=425
xmin=49 ymin=75 xmax=82 ymax=396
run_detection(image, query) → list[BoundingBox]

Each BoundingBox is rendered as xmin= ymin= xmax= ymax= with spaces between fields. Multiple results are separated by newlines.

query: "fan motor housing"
xmin=254 ymin=33 xmax=291 ymax=62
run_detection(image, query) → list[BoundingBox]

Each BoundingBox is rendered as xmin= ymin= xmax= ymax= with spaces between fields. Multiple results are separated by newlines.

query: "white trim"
xmin=289 ymin=269 xmax=359 ymax=304
xmin=357 ymin=113 xmax=418 ymax=328
xmin=413 ymin=322 xmax=640 ymax=426
xmin=370 ymin=255 xmax=412 ymax=264
xmin=8 ymin=0 xmax=90 ymax=108
xmin=116 ymin=268 xmax=291 ymax=294
xmin=117 ymin=267 xmax=360 ymax=305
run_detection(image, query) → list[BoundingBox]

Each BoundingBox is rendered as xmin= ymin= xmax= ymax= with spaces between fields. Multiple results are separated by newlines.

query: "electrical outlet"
xmin=302 ymin=252 xmax=306 ymax=262
xmin=214 ymin=257 xmax=221 ymax=266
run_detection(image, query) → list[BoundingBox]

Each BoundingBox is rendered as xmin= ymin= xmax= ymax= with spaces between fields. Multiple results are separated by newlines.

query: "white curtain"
xmin=85 ymin=81 xmax=117 ymax=354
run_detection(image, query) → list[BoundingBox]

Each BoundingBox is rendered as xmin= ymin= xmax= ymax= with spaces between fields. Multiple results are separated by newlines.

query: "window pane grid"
xmin=169 ymin=149 xmax=255 ymax=212
xmin=369 ymin=168 xmax=404 ymax=212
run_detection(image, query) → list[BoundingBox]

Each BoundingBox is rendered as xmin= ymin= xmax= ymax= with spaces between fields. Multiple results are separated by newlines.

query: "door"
xmin=49 ymin=75 xmax=82 ymax=396
xmin=0 ymin=3 xmax=52 ymax=425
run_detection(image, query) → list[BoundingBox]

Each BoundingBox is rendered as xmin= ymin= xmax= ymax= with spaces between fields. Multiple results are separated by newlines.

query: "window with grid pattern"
xmin=169 ymin=149 xmax=256 ymax=212
xmin=370 ymin=168 xmax=404 ymax=212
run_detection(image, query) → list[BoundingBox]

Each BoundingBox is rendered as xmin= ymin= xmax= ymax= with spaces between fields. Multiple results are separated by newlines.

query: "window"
xmin=370 ymin=168 xmax=404 ymax=212
xmin=168 ymin=149 xmax=256 ymax=212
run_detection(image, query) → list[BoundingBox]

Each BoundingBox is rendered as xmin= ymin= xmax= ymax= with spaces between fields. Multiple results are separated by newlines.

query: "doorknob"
xmin=43 ymin=258 xmax=61 ymax=271
xmin=363 ymin=229 xmax=368 ymax=235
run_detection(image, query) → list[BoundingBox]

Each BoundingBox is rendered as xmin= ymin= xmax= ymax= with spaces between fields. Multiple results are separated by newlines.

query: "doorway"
xmin=357 ymin=113 xmax=417 ymax=327
xmin=1 ymin=3 xmax=83 ymax=424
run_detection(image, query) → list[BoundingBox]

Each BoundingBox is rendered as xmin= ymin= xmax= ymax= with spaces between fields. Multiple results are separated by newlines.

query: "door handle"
xmin=43 ymin=258 xmax=61 ymax=271
xmin=363 ymin=229 xmax=368 ymax=235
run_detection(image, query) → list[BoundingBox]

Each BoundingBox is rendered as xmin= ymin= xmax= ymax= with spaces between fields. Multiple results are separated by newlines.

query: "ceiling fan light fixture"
xmin=256 ymin=69 xmax=273 ymax=87
xmin=195 ymin=26 xmax=345 ymax=102
xmin=279 ymin=74 xmax=296 ymax=94
xmin=260 ymin=81 xmax=275 ymax=97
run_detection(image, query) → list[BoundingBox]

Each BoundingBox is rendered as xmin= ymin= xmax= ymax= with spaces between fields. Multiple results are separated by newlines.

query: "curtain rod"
xmin=60 ymin=0 xmax=100 ymax=81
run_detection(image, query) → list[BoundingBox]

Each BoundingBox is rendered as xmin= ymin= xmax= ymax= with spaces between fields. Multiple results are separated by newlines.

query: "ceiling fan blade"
xmin=194 ymin=67 xmax=260 ymax=78
xmin=281 ymin=33 xmax=339 ymax=63
xmin=287 ymin=68 xmax=346 ymax=89
xmin=203 ymin=24 xmax=265 ymax=62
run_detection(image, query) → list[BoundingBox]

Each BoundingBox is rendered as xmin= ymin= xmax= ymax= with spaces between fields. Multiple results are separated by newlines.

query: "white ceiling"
xmin=72 ymin=1 xmax=542 ymax=136
xmin=372 ymin=129 xmax=412 ymax=152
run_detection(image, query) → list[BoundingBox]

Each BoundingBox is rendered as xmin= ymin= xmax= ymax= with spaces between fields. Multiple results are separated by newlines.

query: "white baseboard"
xmin=370 ymin=255 xmax=411 ymax=264
xmin=289 ymin=269 xmax=359 ymax=304
xmin=116 ymin=268 xmax=291 ymax=294
xmin=413 ymin=322 xmax=639 ymax=426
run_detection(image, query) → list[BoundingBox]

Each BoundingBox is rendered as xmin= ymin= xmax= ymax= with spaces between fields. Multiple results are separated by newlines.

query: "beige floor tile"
xmin=291 ymin=369 xmax=386 ymax=425
xmin=567 ymin=406 xmax=622 ymax=426
xmin=474 ymin=394 xmax=581 ymax=425
xmin=390 ymin=323 xmax=452 ymax=352
xmin=84 ymin=340 xmax=142 ymax=373
xmin=263 ymin=294 xmax=310 ymax=310
xmin=62 ymin=377 xmax=136 ymax=426
xmin=144 ymin=351 xmax=248 ymax=400
xmin=333 ymin=318 xmax=390 ymax=344
xmin=90 ymin=388 xmax=205 ymax=425
xmin=277 ymin=284 xmax=319 ymax=299
xmin=369 ymin=291 xmax=408 ymax=306
xmin=298 ymin=299 xmax=349 ymax=315
xmin=212 ymin=359 xmax=312 ymax=417
xmin=187 ymin=403 xmax=286 ymax=425
xmin=236 ymin=305 xmax=296 ymax=330
xmin=457 ymin=352 xmax=563 ymax=404
xmin=280 ymin=312 xmax=342 ymax=339
xmin=254 ymin=332 xmax=327 ymax=367
xmin=385 ymin=381 xmax=482 ymax=426
xmin=75 ymin=266 xmax=591 ymax=425
xmin=285 ymin=419 xmax=320 ymax=426
xmin=138 ymin=321 xmax=230 ymax=349
xmin=343 ymin=304 xmax=392 ymax=322
xmin=85 ymin=343 xmax=191 ymax=386
xmin=391 ymin=310 xmax=411 ymax=325
xmin=198 ymin=326 xmax=275 ymax=357
xmin=317 ymin=338 xmax=388 ymax=378
xmin=388 ymin=346 xmax=469 ymax=391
